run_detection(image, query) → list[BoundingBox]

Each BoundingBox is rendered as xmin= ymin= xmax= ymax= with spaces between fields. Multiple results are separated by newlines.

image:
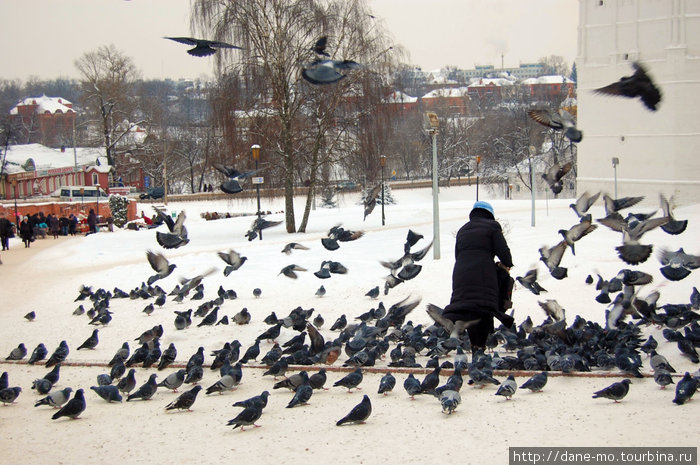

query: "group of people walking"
xmin=0 ymin=210 xmax=94 ymax=250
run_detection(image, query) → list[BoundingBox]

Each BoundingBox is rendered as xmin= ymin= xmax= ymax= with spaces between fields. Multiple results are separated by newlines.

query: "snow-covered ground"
xmin=0 ymin=185 xmax=697 ymax=465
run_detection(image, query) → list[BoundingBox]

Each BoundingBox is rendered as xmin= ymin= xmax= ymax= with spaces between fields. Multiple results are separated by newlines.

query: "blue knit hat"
xmin=472 ymin=201 xmax=494 ymax=217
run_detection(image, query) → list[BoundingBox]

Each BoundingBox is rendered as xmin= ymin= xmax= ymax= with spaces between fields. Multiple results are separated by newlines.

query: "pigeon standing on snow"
xmin=77 ymin=329 xmax=99 ymax=350
xmin=127 ymin=373 xmax=158 ymax=401
xmin=672 ymin=372 xmax=698 ymax=405
xmin=51 ymin=388 xmax=85 ymax=420
xmin=378 ymin=372 xmax=396 ymax=395
xmin=5 ymin=343 xmax=27 ymax=361
xmin=35 ymin=387 xmax=72 ymax=408
xmin=593 ymin=61 xmax=662 ymax=111
xmin=45 ymin=340 xmax=69 ymax=367
xmin=227 ymin=404 xmax=263 ymax=431
xmin=333 ymin=368 xmax=363 ymax=392
xmin=592 ymin=379 xmax=631 ymax=402
xmin=165 ymin=385 xmax=202 ymax=411
xmin=90 ymin=385 xmax=122 ymax=403
xmin=336 ymin=394 xmax=372 ymax=426
xmin=495 ymin=374 xmax=518 ymax=400
xmin=520 ymin=372 xmax=548 ymax=393
xmin=28 ymin=343 xmax=48 ymax=365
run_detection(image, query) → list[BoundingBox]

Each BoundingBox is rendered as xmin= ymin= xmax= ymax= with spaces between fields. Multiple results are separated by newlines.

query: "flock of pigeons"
xmin=1 ymin=185 xmax=698 ymax=431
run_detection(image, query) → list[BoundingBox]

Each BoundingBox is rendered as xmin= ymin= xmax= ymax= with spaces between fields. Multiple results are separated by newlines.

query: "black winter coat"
xmin=442 ymin=208 xmax=513 ymax=322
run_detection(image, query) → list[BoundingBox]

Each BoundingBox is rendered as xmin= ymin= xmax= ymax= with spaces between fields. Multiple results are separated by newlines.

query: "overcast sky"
xmin=1 ymin=0 xmax=578 ymax=83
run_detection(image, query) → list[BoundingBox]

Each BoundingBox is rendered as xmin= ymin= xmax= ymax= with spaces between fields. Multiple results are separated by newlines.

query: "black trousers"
xmin=466 ymin=312 xmax=495 ymax=349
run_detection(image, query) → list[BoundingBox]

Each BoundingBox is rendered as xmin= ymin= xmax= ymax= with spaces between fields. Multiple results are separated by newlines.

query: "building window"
xmin=92 ymin=173 xmax=98 ymax=185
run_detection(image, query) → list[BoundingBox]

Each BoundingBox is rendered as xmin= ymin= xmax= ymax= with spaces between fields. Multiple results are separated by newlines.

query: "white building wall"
xmin=576 ymin=0 xmax=700 ymax=206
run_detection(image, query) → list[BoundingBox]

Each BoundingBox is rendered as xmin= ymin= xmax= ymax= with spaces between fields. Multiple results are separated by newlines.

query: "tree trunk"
xmin=283 ymin=121 xmax=296 ymax=233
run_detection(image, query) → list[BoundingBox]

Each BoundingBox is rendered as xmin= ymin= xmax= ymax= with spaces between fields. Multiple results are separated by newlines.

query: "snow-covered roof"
xmin=421 ymin=87 xmax=470 ymax=99
xmin=383 ymin=90 xmax=417 ymax=104
xmin=2 ymin=143 xmax=105 ymax=175
xmin=521 ymin=75 xmax=574 ymax=85
xmin=9 ymin=95 xmax=75 ymax=115
xmin=467 ymin=78 xmax=514 ymax=87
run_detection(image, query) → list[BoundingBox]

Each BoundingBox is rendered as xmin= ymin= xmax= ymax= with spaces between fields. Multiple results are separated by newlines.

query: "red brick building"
xmin=10 ymin=95 xmax=77 ymax=148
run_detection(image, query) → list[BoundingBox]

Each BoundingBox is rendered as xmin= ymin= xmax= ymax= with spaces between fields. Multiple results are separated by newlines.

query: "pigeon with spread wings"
xmin=593 ymin=61 xmax=662 ymax=111
xmin=164 ymin=37 xmax=242 ymax=57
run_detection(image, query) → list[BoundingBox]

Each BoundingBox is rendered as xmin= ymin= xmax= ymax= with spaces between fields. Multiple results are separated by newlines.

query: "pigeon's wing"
xmin=312 ymin=36 xmax=329 ymax=55
xmin=596 ymin=214 xmax=628 ymax=233
xmin=172 ymin=211 xmax=187 ymax=235
xmin=213 ymin=163 xmax=236 ymax=177
xmin=302 ymin=61 xmax=346 ymax=85
xmin=153 ymin=207 xmax=175 ymax=231
xmin=164 ymin=37 xmax=199 ymax=46
xmin=207 ymin=40 xmax=243 ymax=50
xmin=336 ymin=60 xmax=363 ymax=70
xmin=146 ymin=251 xmax=169 ymax=274
xmin=527 ymin=109 xmax=562 ymax=130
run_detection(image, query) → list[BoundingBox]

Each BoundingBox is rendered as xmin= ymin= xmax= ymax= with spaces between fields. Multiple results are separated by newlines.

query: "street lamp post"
xmin=475 ymin=156 xmax=481 ymax=201
xmin=529 ymin=145 xmax=536 ymax=227
xmin=251 ymin=144 xmax=262 ymax=240
xmin=424 ymin=112 xmax=440 ymax=260
xmin=80 ymin=187 xmax=85 ymax=211
xmin=612 ymin=157 xmax=619 ymax=200
xmin=379 ymin=155 xmax=386 ymax=226
xmin=12 ymin=180 xmax=18 ymax=228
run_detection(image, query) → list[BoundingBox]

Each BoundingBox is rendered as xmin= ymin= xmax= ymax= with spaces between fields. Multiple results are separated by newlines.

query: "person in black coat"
xmin=19 ymin=216 xmax=34 ymax=248
xmin=87 ymin=209 xmax=97 ymax=235
xmin=442 ymin=201 xmax=514 ymax=349
xmin=0 ymin=213 xmax=12 ymax=250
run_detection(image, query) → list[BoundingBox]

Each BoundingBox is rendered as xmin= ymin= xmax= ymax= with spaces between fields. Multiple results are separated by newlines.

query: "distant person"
xmin=59 ymin=215 xmax=70 ymax=236
xmin=68 ymin=214 xmax=78 ymax=236
xmin=87 ymin=209 xmax=97 ymax=235
xmin=141 ymin=211 xmax=153 ymax=226
xmin=441 ymin=201 xmax=514 ymax=351
xmin=0 ymin=213 xmax=12 ymax=250
xmin=48 ymin=214 xmax=60 ymax=239
xmin=19 ymin=216 xmax=34 ymax=248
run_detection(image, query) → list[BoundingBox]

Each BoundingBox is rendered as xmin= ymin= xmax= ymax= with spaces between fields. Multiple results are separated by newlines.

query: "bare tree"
xmin=191 ymin=0 xmax=396 ymax=233
xmin=74 ymin=45 xmax=144 ymax=168
xmin=538 ymin=55 xmax=570 ymax=77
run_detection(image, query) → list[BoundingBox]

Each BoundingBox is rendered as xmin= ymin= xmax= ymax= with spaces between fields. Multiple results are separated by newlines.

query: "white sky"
xmin=0 ymin=0 xmax=578 ymax=82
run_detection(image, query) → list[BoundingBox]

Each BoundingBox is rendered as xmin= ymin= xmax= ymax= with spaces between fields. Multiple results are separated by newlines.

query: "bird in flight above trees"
xmin=303 ymin=36 xmax=362 ymax=85
xmin=527 ymin=108 xmax=582 ymax=143
xmin=164 ymin=37 xmax=243 ymax=57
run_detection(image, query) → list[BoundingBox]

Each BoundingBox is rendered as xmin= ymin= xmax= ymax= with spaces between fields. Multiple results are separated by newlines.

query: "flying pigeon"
xmin=570 ymin=191 xmax=600 ymax=219
xmin=281 ymin=242 xmax=309 ymax=254
xmin=336 ymin=394 xmax=372 ymax=425
xmin=302 ymin=59 xmax=363 ymax=85
xmin=311 ymin=35 xmax=330 ymax=57
xmin=164 ymin=36 xmax=242 ymax=57
xmin=279 ymin=264 xmax=307 ymax=279
xmin=153 ymin=207 xmax=189 ymax=249
xmin=363 ymin=184 xmax=382 ymax=220
xmin=24 ymin=311 xmax=35 ymax=321
xmin=146 ymin=251 xmax=176 ymax=285
xmin=321 ymin=225 xmax=364 ymax=250
xmin=165 ymin=385 xmax=202 ymax=411
xmin=592 ymin=379 xmax=631 ymax=402
xmin=51 ymin=388 xmax=85 ymax=419
xmin=516 ymin=268 xmax=547 ymax=295
xmin=657 ymin=247 xmax=700 ymax=281
xmin=245 ymin=217 xmax=282 ymax=241
xmin=593 ymin=61 xmax=662 ymax=111
xmin=528 ymin=108 xmax=582 ymax=143
xmin=558 ymin=217 xmax=598 ymax=255
xmin=659 ymin=194 xmax=687 ymax=235
xmin=542 ymin=161 xmax=574 ymax=195
xmin=538 ymin=240 xmax=568 ymax=280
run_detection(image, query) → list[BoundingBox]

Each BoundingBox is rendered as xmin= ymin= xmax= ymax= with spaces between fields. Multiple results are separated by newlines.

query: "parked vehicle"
xmin=52 ymin=186 xmax=108 ymax=201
